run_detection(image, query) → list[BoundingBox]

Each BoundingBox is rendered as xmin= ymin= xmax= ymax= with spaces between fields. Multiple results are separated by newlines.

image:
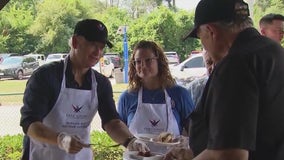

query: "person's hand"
xmin=57 ymin=132 xmax=89 ymax=154
xmin=175 ymin=135 xmax=190 ymax=148
xmin=127 ymin=138 xmax=150 ymax=153
xmin=164 ymin=147 xmax=194 ymax=160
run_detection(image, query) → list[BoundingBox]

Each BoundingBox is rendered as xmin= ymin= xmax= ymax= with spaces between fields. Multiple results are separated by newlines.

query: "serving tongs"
xmin=86 ymin=143 xmax=121 ymax=148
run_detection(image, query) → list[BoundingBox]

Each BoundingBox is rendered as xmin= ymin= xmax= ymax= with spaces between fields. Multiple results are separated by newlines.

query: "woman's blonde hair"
xmin=128 ymin=40 xmax=176 ymax=92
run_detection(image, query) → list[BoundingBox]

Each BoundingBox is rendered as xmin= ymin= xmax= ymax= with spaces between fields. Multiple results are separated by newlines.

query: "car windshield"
xmin=0 ymin=54 xmax=11 ymax=59
xmin=1 ymin=57 xmax=22 ymax=65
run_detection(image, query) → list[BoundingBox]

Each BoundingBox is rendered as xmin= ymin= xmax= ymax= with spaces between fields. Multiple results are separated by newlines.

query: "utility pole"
xmin=123 ymin=26 xmax=128 ymax=83
xmin=117 ymin=26 xmax=129 ymax=83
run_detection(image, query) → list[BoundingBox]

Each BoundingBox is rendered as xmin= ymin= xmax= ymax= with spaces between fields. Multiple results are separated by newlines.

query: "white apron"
xmin=129 ymin=88 xmax=179 ymax=153
xmin=29 ymin=57 xmax=98 ymax=160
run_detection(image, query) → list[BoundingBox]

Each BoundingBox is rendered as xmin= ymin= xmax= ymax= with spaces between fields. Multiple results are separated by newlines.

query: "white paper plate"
xmin=135 ymin=133 xmax=180 ymax=146
xmin=123 ymin=151 xmax=164 ymax=160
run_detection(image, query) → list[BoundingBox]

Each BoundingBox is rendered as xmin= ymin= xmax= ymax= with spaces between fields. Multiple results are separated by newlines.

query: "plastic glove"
xmin=127 ymin=138 xmax=150 ymax=153
xmin=57 ymin=132 xmax=88 ymax=153
xmin=175 ymin=135 xmax=190 ymax=149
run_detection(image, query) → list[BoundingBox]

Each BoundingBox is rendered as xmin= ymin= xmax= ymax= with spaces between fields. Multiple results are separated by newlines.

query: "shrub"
xmin=0 ymin=134 xmax=22 ymax=160
xmin=0 ymin=131 xmax=124 ymax=160
xmin=90 ymin=132 xmax=124 ymax=160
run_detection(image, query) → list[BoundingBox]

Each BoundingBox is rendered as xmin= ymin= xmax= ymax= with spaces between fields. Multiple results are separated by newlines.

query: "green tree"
xmin=254 ymin=0 xmax=272 ymax=12
xmin=0 ymin=0 xmax=203 ymax=55
xmin=127 ymin=6 xmax=199 ymax=61
xmin=173 ymin=10 xmax=200 ymax=60
xmin=165 ymin=0 xmax=176 ymax=11
xmin=0 ymin=1 xmax=37 ymax=54
xmin=253 ymin=0 xmax=284 ymax=45
xmin=120 ymin=0 xmax=159 ymax=18
xmin=85 ymin=0 xmax=110 ymax=13
xmin=28 ymin=0 xmax=94 ymax=54
xmin=93 ymin=7 xmax=131 ymax=56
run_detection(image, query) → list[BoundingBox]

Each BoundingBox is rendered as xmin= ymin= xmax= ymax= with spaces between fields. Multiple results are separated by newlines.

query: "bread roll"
xmin=158 ymin=132 xmax=174 ymax=143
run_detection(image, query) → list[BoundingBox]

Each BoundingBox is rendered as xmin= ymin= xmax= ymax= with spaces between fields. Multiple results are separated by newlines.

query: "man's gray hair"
xmin=214 ymin=17 xmax=254 ymax=34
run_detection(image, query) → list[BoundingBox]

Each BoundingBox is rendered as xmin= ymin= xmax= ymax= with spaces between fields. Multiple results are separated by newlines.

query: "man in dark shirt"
xmin=20 ymin=19 xmax=149 ymax=160
xmin=165 ymin=0 xmax=284 ymax=160
xmin=259 ymin=13 xmax=284 ymax=44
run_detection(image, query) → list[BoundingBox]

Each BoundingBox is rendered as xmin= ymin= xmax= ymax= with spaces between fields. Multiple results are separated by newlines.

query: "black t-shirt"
xmin=20 ymin=58 xmax=119 ymax=159
xmin=190 ymin=28 xmax=284 ymax=160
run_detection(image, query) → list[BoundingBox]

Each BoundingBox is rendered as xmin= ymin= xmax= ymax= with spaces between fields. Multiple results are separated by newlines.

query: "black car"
xmin=0 ymin=56 xmax=39 ymax=80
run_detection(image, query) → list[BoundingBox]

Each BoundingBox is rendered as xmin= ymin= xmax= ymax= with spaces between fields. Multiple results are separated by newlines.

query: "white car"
xmin=25 ymin=54 xmax=46 ymax=66
xmin=170 ymin=53 xmax=207 ymax=86
xmin=45 ymin=53 xmax=68 ymax=63
xmin=92 ymin=56 xmax=114 ymax=78
xmin=165 ymin=51 xmax=180 ymax=66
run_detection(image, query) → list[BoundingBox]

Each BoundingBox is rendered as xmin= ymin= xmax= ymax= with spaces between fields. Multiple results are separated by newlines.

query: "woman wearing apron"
xmin=118 ymin=40 xmax=195 ymax=154
xmin=20 ymin=19 xmax=148 ymax=160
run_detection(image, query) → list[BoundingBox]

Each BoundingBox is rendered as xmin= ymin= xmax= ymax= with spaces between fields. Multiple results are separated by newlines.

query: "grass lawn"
xmin=0 ymin=79 xmax=127 ymax=106
xmin=0 ymin=79 xmax=27 ymax=93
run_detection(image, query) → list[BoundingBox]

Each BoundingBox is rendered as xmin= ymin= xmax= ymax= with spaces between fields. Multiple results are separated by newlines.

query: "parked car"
xmin=45 ymin=53 xmax=68 ymax=63
xmin=0 ymin=53 xmax=17 ymax=64
xmin=170 ymin=53 xmax=206 ymax=87
xmin=188 ymin=50 xmax=202 ymax=57
xmin=92 ymin=56 xmax=114 ymax=78
xmin=0 ymin=56 xmax=39 ymax=80
xmin=165 ymin=51 xmax=180 ymax=66
xmin=104 ymin=53 xmax=122 ymax=68
xmin=25 ymin=53 xmax=46 ymax=66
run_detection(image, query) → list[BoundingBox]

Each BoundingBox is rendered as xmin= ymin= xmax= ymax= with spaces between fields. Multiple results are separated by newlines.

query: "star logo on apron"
xmin=149 ymin=119 xmax=160 ymax=127
xmin=72 ymin=104 xmax=84 ymax=113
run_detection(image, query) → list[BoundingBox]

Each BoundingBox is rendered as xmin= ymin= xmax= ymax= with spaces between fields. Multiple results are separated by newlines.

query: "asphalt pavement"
xmin=0 ymin=77 xmax=117 ymax=136
xmin=0 ymin=105 xmax=104 ymax=136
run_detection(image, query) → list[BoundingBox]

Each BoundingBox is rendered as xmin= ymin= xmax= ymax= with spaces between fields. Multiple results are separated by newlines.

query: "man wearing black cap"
xmin=165 ymin=0 xmax=284 ymax=160
xmin=20 ymin=19 xmax=149 ymax=160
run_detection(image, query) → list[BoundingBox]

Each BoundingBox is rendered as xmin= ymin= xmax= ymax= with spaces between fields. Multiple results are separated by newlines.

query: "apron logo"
xmin=97 ymin=24 xmax=105 ymax=31
xmin=72 ymin=104 xmax=83 ymax=113
xmin=149 ymin=119 xmax=160 ymax=127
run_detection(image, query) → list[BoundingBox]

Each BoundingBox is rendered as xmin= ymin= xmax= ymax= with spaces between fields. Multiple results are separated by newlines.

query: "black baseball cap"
xmin=183 ymin=0 xmax=249 ymax=39
xmin=74 ymin=19 xmax=113 ymax=48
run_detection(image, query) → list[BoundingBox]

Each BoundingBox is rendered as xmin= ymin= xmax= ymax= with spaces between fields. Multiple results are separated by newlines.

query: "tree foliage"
xmin=126 ymin=6 xmax=199 ymax=60
xmin=0 ymin=0 xmax=200 ymax=60
xmin=28 ymin=0 xmax=94 ymax=54
xmin=0 ymin=1 xmax=36 ymax=54
xmin=93 ymin=7 xmax=131 ymax=55
xmin=0 ymin=0 xmax=282 ymax=57
xmin=253 ymin=0 xmax=284 ymax=45
xmin=120 ymin=0 xmax=159 ymax=18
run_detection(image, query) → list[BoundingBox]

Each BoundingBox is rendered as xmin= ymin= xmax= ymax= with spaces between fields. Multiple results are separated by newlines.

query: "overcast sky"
xmin=175 ymin=0 xmax=200 ymax=11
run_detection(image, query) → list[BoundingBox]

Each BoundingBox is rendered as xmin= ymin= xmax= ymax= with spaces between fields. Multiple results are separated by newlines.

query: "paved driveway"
xmin=0 ymin=105 xmax=103 ymax=136
xmin=0 ymin=78 xmax=118 ymax=136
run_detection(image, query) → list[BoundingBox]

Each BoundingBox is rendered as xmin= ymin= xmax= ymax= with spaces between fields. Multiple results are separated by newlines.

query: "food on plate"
xmin=138 ymin=151 xmax=151 ymax=157
xmin=157 ymin=132 xmax=174 ymax=143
